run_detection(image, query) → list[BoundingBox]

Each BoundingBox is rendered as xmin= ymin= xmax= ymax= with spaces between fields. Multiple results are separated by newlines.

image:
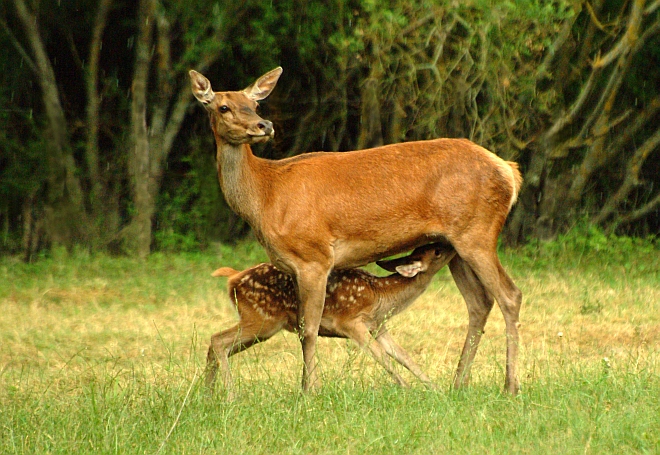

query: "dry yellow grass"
xmin=2 ymin=257 xmax=658 ymax=393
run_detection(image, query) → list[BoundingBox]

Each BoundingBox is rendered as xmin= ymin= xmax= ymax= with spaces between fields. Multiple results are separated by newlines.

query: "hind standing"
xmin=190 ymin=67 xmax=523 ymax=394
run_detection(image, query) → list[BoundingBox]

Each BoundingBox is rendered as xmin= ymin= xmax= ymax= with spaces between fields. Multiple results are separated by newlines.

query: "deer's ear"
xmin=189 ymin=70 xmax=215 ymax=104
xmin=395 ymin=262 xmax=423 ymax=278
xmin=243 ymin=67 xmax=283 ymax=101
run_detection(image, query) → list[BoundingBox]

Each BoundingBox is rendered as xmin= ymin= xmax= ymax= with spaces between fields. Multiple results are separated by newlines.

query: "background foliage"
xmin=1 ymin=0 xmax=659 ymax=257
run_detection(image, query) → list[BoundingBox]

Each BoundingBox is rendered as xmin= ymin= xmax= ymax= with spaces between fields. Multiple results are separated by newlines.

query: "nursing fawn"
xmin=207 ymin=243 xmax=455 ymax=395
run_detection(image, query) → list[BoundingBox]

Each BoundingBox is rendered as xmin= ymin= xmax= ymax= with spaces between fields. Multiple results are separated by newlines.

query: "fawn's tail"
xmin=211 ymin=267 xmax=239 ymax=277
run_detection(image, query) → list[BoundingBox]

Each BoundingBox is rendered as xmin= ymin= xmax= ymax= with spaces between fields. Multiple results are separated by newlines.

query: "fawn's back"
xmin=216 ymin=264 xmax=388 ymax=334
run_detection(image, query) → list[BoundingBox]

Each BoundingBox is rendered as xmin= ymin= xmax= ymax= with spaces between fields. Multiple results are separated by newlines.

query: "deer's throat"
xmin=216 ymin=142 xmax=264 ymax=229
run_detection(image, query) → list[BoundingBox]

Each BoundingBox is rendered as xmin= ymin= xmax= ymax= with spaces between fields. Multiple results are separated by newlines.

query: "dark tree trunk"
xmin=13 ymin=0 xmax=90 ymax=251
xmin=127 ymin=0 xmax=156 ymax=258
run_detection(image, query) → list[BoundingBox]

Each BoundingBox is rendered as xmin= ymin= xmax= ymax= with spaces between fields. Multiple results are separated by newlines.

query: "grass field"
xmin=1 ymin=231 xmax=659 ymax=454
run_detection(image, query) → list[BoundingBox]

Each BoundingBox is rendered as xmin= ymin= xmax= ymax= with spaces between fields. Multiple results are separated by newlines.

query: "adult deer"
xmin=207 ymin=243 xmax=455 ymax=396
xmin=190 ymin=67 xmax=524 ymax=394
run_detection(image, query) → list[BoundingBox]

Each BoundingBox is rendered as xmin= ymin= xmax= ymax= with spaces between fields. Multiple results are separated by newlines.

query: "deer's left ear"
xmin=395 ymin=261 xmax=423 ymax=278
xmin=243 ymin=67 xmax=283 ymax=101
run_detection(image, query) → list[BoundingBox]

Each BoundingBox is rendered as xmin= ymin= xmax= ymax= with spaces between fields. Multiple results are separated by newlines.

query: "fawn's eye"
xmin=219 ymin=105 xmax=230 ymax=113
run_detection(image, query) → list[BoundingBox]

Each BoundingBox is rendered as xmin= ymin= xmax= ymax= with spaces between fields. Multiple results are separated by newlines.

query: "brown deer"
xmin=190 ymin=67 xmax=524 ymax=394
xmin=207 ymin=243 xmax=456 ymax=396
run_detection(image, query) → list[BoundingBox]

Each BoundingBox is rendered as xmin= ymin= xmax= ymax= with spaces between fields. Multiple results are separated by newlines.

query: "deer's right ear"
xmin=189 ymin=70 xmax=215 ymax=105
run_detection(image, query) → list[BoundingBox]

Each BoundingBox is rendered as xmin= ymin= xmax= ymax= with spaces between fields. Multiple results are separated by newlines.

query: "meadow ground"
xmin=1 ymin=231 xmax=659 ymax=454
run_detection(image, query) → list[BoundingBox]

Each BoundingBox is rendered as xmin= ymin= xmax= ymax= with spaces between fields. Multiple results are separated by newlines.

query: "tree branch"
xmin=645 ymin=0 xmax=660 ymax=15
xmin=0 ymin=17 xmax=38 ymax=74
xmin=148 ymin=4 xmax=173 ymax=180
xmin=14 ymin=0 xmax=84 ymax=205
xmin=592 ymin=0 xmax=644 ymax=69
xmin=571 ymin=0 xmax=604 ymax=89
xmin=535 ymin=4 xmax=582 ymax=80
xmin=85 ymin=0 xmax=113 ymax=214
xmin=585 ymin=1 xmax=609 ymax=32
xmin=603 ymin=95 xmax=660 ymax=158
xmin=575 ymin=0 xmax=645 ymax=144
xmin=594 ymin=126 xmax=660 ymax=224
xmin=64 ymin=29 xmax=84 ymax=72
xmin=402 ymin=13 xmax=437 ymax=36
xmin=610 ymin=191 xmax=660 ymax=231
xmin=542 ymin=65 xmax=601 ymax=152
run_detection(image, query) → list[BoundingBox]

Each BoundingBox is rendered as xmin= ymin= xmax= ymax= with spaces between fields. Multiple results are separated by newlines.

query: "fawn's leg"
xmin=376 ymin=329 xmax=434 ymax=387
xmin=341 ymin=322 xmax=410 ymax=387
xmin=206 ymin=318 xmax=282 ymax=397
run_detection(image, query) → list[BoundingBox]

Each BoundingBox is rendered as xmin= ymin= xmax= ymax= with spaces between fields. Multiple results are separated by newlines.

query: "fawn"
xmin=206 ymin=243 xmax=455 ymax=395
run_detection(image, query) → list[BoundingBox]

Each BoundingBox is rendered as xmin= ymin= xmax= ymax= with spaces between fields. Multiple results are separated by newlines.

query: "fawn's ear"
xmin=243 ymin=67 xmax=283 ymax=101
xmin=189 ymin=70 xmax=215 ymax=105
xmin=377 ymin=252 xmax=427 ymax=275
xmin=395 ymin=261 xmax=423 ymax=278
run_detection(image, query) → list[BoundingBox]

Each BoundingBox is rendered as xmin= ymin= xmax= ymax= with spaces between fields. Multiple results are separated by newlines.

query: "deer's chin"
xmin=249 ymin=133 xmax=274 ymax=144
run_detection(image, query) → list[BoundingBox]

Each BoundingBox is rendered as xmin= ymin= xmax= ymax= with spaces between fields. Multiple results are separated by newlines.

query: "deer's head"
xmin=189 ymin=67 xmax=282 ymax=146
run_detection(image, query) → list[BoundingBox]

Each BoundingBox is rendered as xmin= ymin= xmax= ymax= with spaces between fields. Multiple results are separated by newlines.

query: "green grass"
xmin=1 ymin=233 xmax=659 ymax=454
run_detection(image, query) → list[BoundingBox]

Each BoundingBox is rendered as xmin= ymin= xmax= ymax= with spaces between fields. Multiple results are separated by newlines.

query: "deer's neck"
xmin=376 ymin=273 xmax=435 ymax=317
xmin=216 ymin=141 xmax=265 ymax=229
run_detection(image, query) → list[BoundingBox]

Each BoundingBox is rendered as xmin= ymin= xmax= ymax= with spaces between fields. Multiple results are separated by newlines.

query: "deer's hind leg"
xmin=449 ymin=255 xmax=495 ymax=389
xmin=450 ymin=244 xmax=522 ymax=394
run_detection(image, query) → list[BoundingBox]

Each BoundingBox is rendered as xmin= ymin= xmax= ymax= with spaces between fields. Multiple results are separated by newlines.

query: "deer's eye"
xmin=219 ymin=105 xmax=230 ymax=113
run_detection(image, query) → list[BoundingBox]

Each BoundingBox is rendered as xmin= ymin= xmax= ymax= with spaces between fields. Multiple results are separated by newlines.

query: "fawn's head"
xmin=189 ymin=67 xmax=282 ymax=146
xmin=377 ymin=243 xmax=455 ymax=277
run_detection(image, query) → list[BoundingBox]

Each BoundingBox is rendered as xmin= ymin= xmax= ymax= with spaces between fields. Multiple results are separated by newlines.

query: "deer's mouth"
xmin=248 ymin=130 xmax=275 ymax=143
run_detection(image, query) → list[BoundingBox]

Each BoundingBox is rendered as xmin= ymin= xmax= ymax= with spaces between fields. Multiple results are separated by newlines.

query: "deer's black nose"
xmin=257 ymin=120 xmax=273 ymax=135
